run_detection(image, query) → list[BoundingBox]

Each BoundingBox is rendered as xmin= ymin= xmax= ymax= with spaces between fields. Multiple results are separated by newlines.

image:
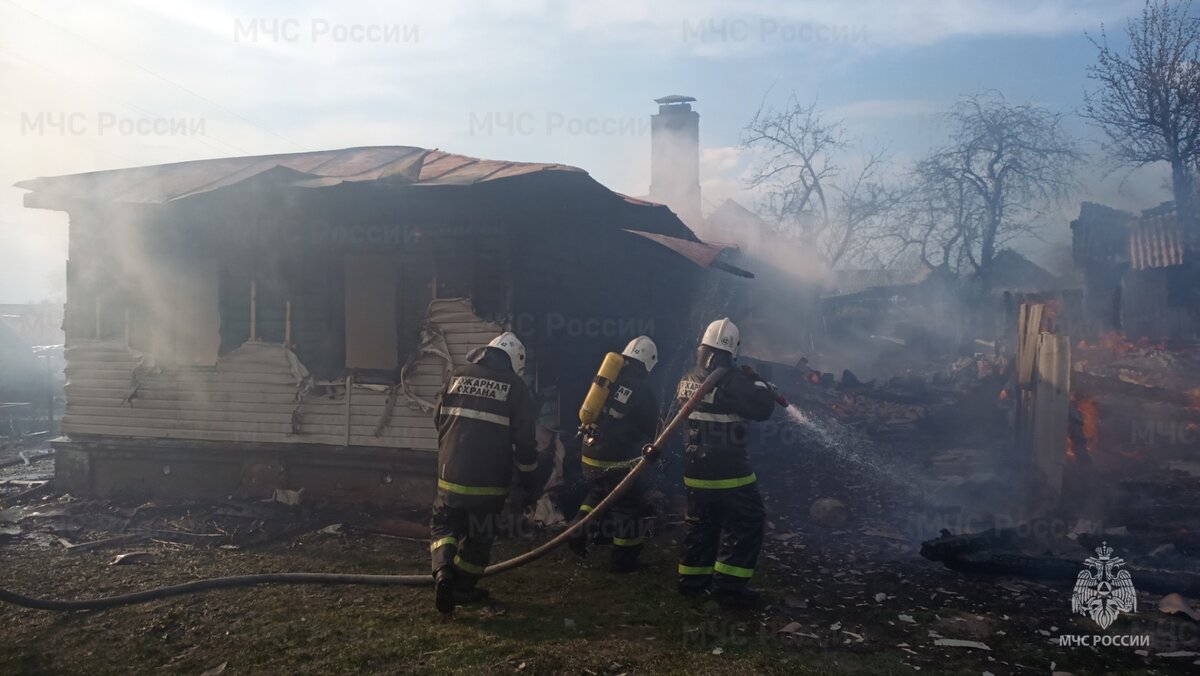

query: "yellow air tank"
xmin=579 ymin=352 xmax=625 ymax=427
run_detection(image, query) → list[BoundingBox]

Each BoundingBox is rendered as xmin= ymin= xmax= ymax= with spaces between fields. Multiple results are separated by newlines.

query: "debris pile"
xmin=763 ymin=352 xmax=1010 ymax=443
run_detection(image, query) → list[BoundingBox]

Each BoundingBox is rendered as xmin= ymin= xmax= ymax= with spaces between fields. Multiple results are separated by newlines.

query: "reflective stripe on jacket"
xmin=676 ymin=364 xmax=775 ymax=488
xmin=582 ymin=362 xmax=659 ymax=467
xmin=434 ymin=355 xmax=537 ymax=505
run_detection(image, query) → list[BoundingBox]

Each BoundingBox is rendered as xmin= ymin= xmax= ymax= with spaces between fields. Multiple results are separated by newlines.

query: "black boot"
xmin=712 ymin=587 xmax=762 ymax=609
xmin=568 ymin=531 xmax=589 ymax=558
xmin=452 ymin=586 xmax=491 ymax=605
xmin=434 ymin=567 xmax=456 ymax=614
xmin=610 ymin=546 xmax=644 ymax=574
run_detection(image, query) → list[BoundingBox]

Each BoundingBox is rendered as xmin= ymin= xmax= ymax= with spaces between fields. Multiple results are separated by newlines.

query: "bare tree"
xmin=830 ymin=150 xmax=905 ymax=267
xmin=742 ymin=96 xmax=900 ymax=268
xmin=887 ymin=162 xmax=982 ymax=275
xmin=888 ymin=93 xmax=1080 ymax=289
xmin=1083 ymin=0 xmax=1200 ymax=219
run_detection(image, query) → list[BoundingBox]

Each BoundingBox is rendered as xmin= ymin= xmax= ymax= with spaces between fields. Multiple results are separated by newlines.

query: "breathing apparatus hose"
xmin=0 ymin=368 xmax=729 ymax=612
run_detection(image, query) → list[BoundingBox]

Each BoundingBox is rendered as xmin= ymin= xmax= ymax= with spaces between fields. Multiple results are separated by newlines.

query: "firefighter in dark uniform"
xmin=567 ymin=336 xmax=660 ymax=573
xmin=675 ymin=318 xmax=777 ymax=608
xmin=429 ymin=331 xmax=542 ymax=614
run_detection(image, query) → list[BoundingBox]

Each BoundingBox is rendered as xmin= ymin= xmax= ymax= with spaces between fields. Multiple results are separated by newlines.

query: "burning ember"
xmin=1067 ymin=392 xmax=1100 ymax=462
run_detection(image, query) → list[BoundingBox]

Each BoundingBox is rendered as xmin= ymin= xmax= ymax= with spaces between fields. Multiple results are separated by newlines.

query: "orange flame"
xmin=1078 ymin=397 xmax=1100 ymax=446
xmin=1067 ymin=392 xmax=1101 ymax=462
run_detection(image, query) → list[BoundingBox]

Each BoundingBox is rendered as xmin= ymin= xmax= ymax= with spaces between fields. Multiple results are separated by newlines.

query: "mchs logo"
xmin=1071 ymin=542 xmax=1137 ymax=630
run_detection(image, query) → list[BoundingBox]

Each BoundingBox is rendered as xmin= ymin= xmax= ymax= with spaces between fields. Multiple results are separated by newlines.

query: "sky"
xmin=0 ymin=0 xmax=1185 ymax=302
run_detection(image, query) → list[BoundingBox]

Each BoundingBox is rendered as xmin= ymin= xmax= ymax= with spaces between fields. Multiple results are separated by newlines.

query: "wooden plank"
xmin=61 ymin=424 xmax=327 ymax=445
xmin=139 ymin=372 xmax=299 ymax=386
xmin=64 ymin=376 xmax=137 ymax=389
xmin=62 ymin=414 xmax=295 ymax=434
xmin=65 ymin=406 xmax=295 ymax=424
xmin=67 ymin=388 xmax=300 ymax=405
xmin=1017 ymin=303 xmax=1043 ymax=387
xmin=352 ymin=436 xmax=437 ymax=451
xmin=1032 ymin=333 xmax=1070 ymax=500
xmin=293 ymin=413 xmax=434 ymax=427
xmin=98 ymin=400 xmax=300 ymax=414
xmin=64 ymin=366 xmax=138 ymax=377
xmin=294 ymin=422 xmax=437 ymax=439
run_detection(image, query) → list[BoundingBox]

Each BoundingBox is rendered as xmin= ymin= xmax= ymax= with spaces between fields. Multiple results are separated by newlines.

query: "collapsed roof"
xmin=16 ymin=145 xmax=746 ymax=274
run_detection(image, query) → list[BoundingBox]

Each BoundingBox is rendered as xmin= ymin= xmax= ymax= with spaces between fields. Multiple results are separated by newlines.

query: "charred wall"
xmin=498 ymin=174 xmax=702 ymax=433
xmin=51 ymin=170 xmax=713 ymax=501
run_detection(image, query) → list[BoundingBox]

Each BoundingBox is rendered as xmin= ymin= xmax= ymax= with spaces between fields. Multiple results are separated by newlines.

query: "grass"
xmin=0 ymin=530 xmax=904 ymax=675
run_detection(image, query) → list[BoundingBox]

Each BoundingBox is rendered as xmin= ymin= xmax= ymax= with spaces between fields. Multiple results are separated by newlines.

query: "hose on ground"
xmin=0 ymin=368 xmax=729 ymax=611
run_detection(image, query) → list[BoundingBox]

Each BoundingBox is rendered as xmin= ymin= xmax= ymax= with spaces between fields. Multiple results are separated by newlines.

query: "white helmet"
xmin=700 ymin=318 xmax=740 ymax=358
xmin=487 ymin=332 xmax=526 ymax=376
xmin=621 ymin=335 xmax=659 ymax=373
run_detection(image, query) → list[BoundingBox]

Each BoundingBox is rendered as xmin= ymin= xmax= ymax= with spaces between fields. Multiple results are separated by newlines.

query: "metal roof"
xmin=1129 ymin=211 xmax=1189 ymax=270
xmin=623 ymin=229 xmax=750 ymax=277
xmin=15 ymin=146 xmax=586 ymax=206
xmin=16 ymin=146 xmax=755 ymax=275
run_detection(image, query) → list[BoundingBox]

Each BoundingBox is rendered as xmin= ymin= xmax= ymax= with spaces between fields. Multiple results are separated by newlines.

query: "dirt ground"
xmin=2 ymin=428 xmax=1199 ymax=675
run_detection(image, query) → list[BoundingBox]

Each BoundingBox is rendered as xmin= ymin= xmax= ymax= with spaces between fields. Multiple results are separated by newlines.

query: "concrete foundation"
xmin=51 ymin=436 xmax=438 ymax=506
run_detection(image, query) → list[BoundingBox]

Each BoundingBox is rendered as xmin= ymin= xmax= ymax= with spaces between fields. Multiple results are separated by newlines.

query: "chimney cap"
xmin=654 ymin=95 xmax=697 ymax=104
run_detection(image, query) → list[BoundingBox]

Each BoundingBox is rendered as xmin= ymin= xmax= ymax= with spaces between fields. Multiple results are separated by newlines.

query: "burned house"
xmin=17 ymin=146 xmax=738 ymax=503
xmin=1072 ymin=200 xmax=1200 ymax=340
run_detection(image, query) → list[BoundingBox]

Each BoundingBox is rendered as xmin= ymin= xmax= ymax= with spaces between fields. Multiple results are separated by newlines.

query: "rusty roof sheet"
xmin=1130 ymin=211 xmax=1189 ymax=270
xmin=623 ymin=229 xmax=734 ymax=268
xmin=15 ymin=146 xmax=757 ymax=274
xmin=15 ymin=146 xmax=586 ymax=206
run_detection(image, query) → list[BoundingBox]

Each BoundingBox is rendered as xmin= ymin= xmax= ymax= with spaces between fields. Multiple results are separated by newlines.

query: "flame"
xmin=1067 ymin=391 xmax=1101 ymax=462
xmin=1078 ymin=397 xmax=1100 ymax=445
xmin=998 ymin=389 xmax=1009 ymax=401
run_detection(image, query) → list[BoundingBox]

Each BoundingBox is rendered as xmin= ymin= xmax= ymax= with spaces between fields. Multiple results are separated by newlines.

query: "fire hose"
xmin=0 ymin=367 xmax=730 ymax=612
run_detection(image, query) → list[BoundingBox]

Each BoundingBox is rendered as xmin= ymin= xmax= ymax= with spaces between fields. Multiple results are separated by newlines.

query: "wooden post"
xmin=1032 ymin=333 xmax=1070 ymax=502
xmin=344 ymin=374 xmax=353 ymax=447
xmin=285 ymin=300 xmax=293 ymax=348
xmin=249 ymin=279 xmax=258 ymax=342
xmin=1013 ymin=300 xmax=1071 ymax=510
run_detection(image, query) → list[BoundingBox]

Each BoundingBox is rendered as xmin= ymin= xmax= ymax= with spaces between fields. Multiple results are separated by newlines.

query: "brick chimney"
xmin=649 ymin=95 xmax=701 ymax=224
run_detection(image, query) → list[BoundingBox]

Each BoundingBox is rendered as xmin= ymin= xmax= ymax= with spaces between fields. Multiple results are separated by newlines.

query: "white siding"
xmin=62 ymin=298 xmax=502 ymax=452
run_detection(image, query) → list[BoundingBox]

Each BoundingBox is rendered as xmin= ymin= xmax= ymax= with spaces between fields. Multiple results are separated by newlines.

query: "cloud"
xmin=827 ymin=99 xmax=942 ymax=121
xmin=0 ymin=0 xmax=1155 ymax=301
xmin=562 ymin=0 xmax=1144 ymax=58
